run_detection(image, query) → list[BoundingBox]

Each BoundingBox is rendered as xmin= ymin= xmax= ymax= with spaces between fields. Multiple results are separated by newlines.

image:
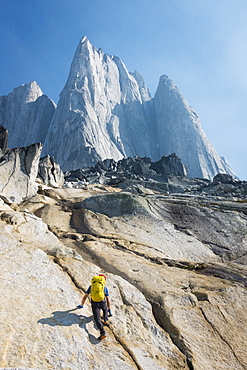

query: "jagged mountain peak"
xmin=155 ymin=74 xmax=198 ymax=117
xmin=41 ymin=38 xmax=235 ymax=178
xmin=0 ymin=81 xmax=56 ymax=149
xmin=1 ymin=37 xmax=235 ymax=179
xmin=65 ymin=37 xmax=148 ymax=104
xmin=42 ymin=38 xmax=155 ymax=170
xmin=71 ymin=36 xmax=110 ymax=69
xmin=10 ymin=81 xmax=43 ymax=104
xmin=80 ymin=35 xmax=89 ymax=43
xmin=76 ymin=35 xmax=94 ymax=54
xmin=156 ymin=74 xmax=184 ymax=99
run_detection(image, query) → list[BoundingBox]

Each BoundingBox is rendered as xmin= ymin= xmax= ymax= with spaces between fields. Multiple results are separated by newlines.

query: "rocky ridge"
xmin=0 ymin=37 xmax=235 ymax=180
xmin=42 ymin=37 xmax=234 ymax=179
xmin=64 ymin=155 xmax=247 ymax=200
xmin=0 ymin=137 xmax=246 ymax=369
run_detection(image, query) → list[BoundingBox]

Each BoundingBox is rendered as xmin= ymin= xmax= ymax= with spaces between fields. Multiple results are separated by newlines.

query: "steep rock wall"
xmin=0 ymin=143 xmax=42 ymax=204
xmin=0 ymin=81 xmax=56 ymax=148
xmin=42 ymin=37 xmax=234 ymax=179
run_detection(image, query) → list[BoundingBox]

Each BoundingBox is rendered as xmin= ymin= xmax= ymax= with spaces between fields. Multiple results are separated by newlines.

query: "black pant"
xmin=91 ymin=299 xmax=108 ymax=335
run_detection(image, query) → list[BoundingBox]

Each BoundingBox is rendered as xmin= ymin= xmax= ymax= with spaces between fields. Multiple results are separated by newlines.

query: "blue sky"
xmin=1 ymin=0 xmax=246 ymax=179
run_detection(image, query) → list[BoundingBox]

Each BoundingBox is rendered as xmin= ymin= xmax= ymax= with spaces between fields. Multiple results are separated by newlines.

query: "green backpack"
xmin=90 ymin=275 xmax=106 ymax=302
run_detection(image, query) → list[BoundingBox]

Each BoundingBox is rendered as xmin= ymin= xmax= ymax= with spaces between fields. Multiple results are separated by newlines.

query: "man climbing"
xmin=77 ymin=273 xmax=112 ymax=340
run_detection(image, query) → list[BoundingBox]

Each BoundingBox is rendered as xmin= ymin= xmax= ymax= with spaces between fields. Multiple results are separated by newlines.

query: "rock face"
xmin=0 ymin=81 xmax=56 ymax=148
xmin=150 ymin=153 xmax=187 ymax=176
xmin=0 ymin=180 xmax=246 ymax=369
xmin=0 ymin=143 xmax=42 ymax=204
xmin=65 ymin=154 xmax=187 ymax=188
xmin=42 ymin=37 xmax=154 ymax=172
xmin=41 ymin=36 xmax=234 ymax=180
xmin=0 ymin=124 xmax=8 ymax=151
xmin=80 ymin=191 xmax=247 ymax=264
xmin=38 ymin=155 xmax=64 ymax=187
xmin=64 ymin=156 xmax=247 ymax=199
xmin=153 ymin=75 xmax=234 ymax=179
xmin=0 ymin=38 xmax=235 ymax=180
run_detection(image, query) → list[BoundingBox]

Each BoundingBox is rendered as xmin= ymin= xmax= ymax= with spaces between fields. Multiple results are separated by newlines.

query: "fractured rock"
xmin=0 ymin=81 xmax=56 ymax=148
xmin=0 ymin=124 xmax=8 ymax=151
xmin=1 ymin=174 xmax=247 ymax=369
xmin=150 ymin=153 xmax=187 ymax=176
xmin=213 ymin=173 xmax=235 ymax=184
xmin=41 ymin=37 xmax=234 ymax=179
xmin=80 ymin=192 xmax=220 ymax=262
xmin=0 ymin=211 xmax=187 ymax=370
xmin=0 ymin=143 xmax=42 ymax=204
xmin=60 ymin=234 xmax=247 ymax=370
xmin=38 ymin=155 xmax=64 ymax=187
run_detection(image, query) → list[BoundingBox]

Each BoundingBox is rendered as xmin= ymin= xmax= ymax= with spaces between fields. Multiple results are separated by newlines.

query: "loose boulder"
xmin=213 ymin=173 xmax=234 ymax=184
xmin=150 ymin=153 xmax=187 ymax=176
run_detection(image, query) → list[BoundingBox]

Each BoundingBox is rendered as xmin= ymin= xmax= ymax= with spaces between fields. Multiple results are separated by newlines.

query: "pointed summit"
xmin=64 ymin=37 xmax=94 ymax=90
xmin=10 ymin=81 xmax=43 ymax=104
xmin=0 ymin=82 xmax=56 ymax=148
xmin=77 ymin=35 xmax=93 ymax=53
xmin=80 ymin=35 xmax=88 ymax=43
xmin=42 ymin=37 xmax=235 ymax=178
xmin=42 ymin=39 xmax=154 ymax=170
xmin=153 ymin=74 xmax=234 ymax=178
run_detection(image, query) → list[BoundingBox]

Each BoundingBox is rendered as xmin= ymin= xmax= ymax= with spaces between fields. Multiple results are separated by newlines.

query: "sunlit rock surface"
xmin=0 ymin=143 xmax=42 ymax=204
xmin=153 ymin=75 xmax=235 ymax=179
xmin=0 ymin=81 xmax=56 ymax=148
xmin=0 ymin=39 xmax=235 ymax=180
xmin=0 ymin=179 xmax=246 ymax=369
xmin=42 ymin=37 xmax=234 ymax=179
xmin=38 ymin=155 xmax=64 ymax=188
xmin=42 ymin=37 xmax=154 ymax=172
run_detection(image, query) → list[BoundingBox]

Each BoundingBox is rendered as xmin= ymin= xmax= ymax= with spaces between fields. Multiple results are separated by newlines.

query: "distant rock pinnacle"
xmin=42 ymin=37 xmax=234 ymax=178
xmin=0 ymin=37 xmax=235 ymax=179
xmin=0 ymin=81 xmax=56 ymax=148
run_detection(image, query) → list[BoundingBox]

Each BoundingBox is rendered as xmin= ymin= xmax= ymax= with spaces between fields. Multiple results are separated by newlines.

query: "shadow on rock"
xmin=38 ymin=308 xmax=89 ymax=326
xmin=38 ymin=308 xmax=101 ymax=344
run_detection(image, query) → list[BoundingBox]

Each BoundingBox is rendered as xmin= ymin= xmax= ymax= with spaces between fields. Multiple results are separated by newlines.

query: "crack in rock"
xmin=53 ymin=256 xmax=144 ymax=370
xmin=199 ymin=307 xmax=246 ymax=369
xmin=0 ymin=150 xmax=18 ymax=193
